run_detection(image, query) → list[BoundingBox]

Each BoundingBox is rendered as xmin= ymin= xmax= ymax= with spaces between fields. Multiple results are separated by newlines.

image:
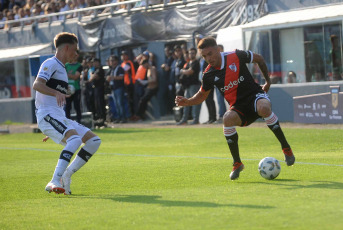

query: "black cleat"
xmin=230 ymin=162 xmax=244 ymax=180
xmin=283 ymin=148 xmax=295 ymax=166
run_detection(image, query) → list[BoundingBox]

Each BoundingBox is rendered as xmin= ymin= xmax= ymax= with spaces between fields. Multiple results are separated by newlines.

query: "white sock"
xmin=51 ymin=135 xmax=82 ymax=183
xmin=64 ymin=136 xmax=101 ymax=177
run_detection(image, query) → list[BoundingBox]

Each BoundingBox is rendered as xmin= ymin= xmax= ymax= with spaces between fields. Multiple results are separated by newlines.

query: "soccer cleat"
xmin=45 ymin=181 xmax=65 ymax=194
xmin=283 ymin=147 xmax=295 ymax=166
xmin=230 ymin=162 xmax=244 ymax=180
xmin=61 ymin=174 xmax=72 ymax=195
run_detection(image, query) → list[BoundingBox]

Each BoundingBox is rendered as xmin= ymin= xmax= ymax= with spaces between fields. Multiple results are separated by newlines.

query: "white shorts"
xmin=38 ymin=113 xmax=90 ymax=145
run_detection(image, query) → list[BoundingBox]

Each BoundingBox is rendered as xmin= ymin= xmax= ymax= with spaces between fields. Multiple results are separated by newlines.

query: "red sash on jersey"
xmin=224 ymin=53 xmax=240 ymax=107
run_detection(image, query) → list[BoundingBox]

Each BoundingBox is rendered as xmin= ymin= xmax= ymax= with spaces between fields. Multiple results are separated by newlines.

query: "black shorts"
xmin=231 ymin=91 xmax=270 ymax=127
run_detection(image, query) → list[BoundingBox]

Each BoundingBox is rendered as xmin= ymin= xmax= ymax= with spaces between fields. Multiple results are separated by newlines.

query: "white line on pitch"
xmin=1 ymin=146 xmax=343 ymax=167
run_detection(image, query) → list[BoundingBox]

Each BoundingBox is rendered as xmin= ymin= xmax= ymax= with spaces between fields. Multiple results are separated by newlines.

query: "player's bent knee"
xmin=65 ymin=135 xmax=83 ymax=153
xmin=257 ymin=104 xmax=272 ymax=118
xmin=223 ymin=111 xmax=241 ymax=126
xmin=84 ymin=136 xmax=101 ymax=154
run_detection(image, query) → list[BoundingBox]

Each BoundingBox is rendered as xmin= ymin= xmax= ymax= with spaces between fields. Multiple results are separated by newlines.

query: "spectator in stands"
xmin=117 ymin=0 xmax=127 ymax=11
xmin=8 ymin=0 xmax=21 ymax=9
xmin=66 ymin=0 xmax=77 ymax=11
xmin=13 ymin=5 xmax=20 ymax=19
xmin=43 ymin=3 xmax=58 ymax=22
xmin=58 ymin=0 xmax=71 ymax=21
xmin=0 ymin=11 xmax=5 ymax=29
xmin=81 ymin=56 xmax=95 ymax=114
xmin=133 ymin=51 xmax=150 ymax=115
xmin=132 ymin=59 xmax=158 ymax=121
xmin=329 ymin=35 xmax=342 ymax=81
xmin=4 ymin=10 xmax=16 ymax=29
xmin=73 ymin=0 xmax=87 ymax=17
xmin=177 ymin=47 xmax=201 ymax=125
xmin=181 ymin=43 xmax=189 ymax=62
xmin=173 ymin=45 xmax=186 ymax=96
xmin=161 ymin=46 xmax=174 ymax=114
xmin=17 ymin=7 xmax=25 ymax=19
xmin=89 ymin=58 xmax=106 ymax=125
xmin=24 ymin=0 xmax=35 ymax=13
xmin=106 ymin=55 xmax=126 ymax=123
xmin=287 ymin=71 xmax=297 ymax=83
xmin=121 ymin=50 xmax=135 ymax=119
xmin=65 ymin=51 xmax=83 ymax=123
xmin=24 ymin=6 xmax=31 ymax=18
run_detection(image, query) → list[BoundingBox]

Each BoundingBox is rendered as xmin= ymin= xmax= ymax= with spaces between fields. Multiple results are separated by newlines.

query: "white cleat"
xmin=61 ymin=174 xmax=72 ymax=195
xmin=45 ymin=181 xmax=65 ymax=194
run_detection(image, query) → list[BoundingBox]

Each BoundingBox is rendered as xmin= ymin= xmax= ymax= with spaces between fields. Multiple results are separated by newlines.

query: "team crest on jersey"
xmin=43 ymin=67 xmax=48 ymax=71
xmin=214 ymin=76 xmax=220 ymax=82
xmin=229 ymin=63 xmax=237 ymax=72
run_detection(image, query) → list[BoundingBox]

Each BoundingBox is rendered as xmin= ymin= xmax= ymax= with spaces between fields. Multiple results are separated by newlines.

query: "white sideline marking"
xmin=1 ymin=146 xmax=343 ymax=167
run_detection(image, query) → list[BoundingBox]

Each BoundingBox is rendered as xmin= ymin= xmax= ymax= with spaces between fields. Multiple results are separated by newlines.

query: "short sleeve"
xmin=236 ymin=49 xmax=253 ymax=64
xmin=37 ymin=60 xmax=56 ymax=81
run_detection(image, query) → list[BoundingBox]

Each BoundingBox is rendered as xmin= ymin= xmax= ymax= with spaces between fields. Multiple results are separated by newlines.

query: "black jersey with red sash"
xmin=201 ymin=50 xmax=262 ymax=108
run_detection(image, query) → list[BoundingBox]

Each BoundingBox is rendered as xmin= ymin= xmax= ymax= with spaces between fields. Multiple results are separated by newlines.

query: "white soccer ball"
xmin=68 ymin=85 xmax=75 ymax=95
xmin=258 ymin=157 xmax=281 ymax=180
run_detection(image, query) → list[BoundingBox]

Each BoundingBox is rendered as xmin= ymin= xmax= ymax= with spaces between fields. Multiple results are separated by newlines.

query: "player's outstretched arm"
xmin=175 ymin=89 xmax=210 ymax=107
xmin=253 ymin=53 xmax=271 ymax=92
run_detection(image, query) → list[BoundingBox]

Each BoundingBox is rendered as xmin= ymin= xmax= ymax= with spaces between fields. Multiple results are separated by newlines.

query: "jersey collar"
xmin=54 ymin=56 xmax=65 ymax=68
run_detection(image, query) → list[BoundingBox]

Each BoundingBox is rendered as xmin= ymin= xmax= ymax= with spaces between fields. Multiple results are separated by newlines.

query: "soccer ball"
xmin=258 ymin=157 xmax=281 ymax=180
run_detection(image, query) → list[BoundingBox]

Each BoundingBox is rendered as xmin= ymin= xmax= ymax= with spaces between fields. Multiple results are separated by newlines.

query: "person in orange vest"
xmin=132 ymin=59 xmax=158 ymax=121
xmin=133 ymin=51 xmax=150 ymax=114
xmin=121 ymin=50 xmax=136 ymax=119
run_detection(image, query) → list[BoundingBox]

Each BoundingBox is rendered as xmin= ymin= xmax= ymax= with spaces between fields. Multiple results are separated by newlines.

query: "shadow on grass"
xmin=70 ymin=194 xmax=275 ymax=209
xmin=244 ymin=180 xmax=343 ymax=190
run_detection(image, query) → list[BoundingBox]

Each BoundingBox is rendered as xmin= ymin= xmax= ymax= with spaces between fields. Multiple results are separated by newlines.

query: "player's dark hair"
xmin=54 ymin=32 xmax=78 ymax=49
xmin=197 ymin=37 xmax=217 ymax=49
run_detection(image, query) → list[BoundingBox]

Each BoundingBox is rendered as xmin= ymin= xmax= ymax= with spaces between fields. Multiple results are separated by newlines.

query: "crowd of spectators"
xmin=0 ymin=0 xmax=183 ymax=29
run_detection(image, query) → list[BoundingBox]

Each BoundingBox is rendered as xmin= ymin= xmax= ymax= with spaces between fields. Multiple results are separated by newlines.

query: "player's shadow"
xmin=72 ymin=194 xmax=275 ymax=209
xmin=247 ymin=180 xmax=343 ymax=190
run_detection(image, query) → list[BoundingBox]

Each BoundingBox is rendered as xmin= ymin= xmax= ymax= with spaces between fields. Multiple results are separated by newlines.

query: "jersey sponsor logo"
xmin=220 ymin=76 xmax=245 ymax=92
xmin=229 ymin=63 xmax=237 ymax=72
xmin=44 ymin=114 xmax=67 ymax=134
xmin=56 ymin=84 xmax=68 ymax=94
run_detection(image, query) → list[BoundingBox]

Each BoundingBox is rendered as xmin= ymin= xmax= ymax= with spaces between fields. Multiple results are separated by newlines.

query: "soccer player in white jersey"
xmin=33 ymin=32 xmax=101 ymax=195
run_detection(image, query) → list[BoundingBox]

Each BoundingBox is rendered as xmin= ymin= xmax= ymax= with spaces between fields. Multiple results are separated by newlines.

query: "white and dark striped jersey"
xmin=35 ymin=56 xmax=68 ymax=122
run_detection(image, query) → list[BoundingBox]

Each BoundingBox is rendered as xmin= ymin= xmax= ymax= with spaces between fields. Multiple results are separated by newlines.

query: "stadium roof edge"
xmin=241 ymin=3 xmax=343 ymax=31
xmin=0 ymin=43 xmax=53 ymax=62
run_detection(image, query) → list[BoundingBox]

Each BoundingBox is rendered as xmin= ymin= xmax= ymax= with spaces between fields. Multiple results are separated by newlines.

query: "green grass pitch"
xmin=1 ymin=126 xmax=343 ymax=229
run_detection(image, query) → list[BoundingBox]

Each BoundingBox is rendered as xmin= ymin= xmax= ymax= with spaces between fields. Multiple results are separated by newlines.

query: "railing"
xmin=1 ymin=0 xmax=204 ymax=30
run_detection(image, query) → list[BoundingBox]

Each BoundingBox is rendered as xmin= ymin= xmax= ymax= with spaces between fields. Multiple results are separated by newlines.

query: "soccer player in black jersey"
xmin=175 ymin=37 xmax=295 ymax=180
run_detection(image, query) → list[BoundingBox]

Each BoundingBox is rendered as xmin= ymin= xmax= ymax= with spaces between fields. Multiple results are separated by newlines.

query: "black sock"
xmin=267 ymin=121 xmax=290 ymax=149
xmin=225 ymin=132 xmax=241 ymax=163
